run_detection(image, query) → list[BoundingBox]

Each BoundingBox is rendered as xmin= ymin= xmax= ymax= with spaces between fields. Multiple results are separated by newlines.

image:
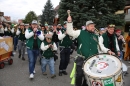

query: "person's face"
xmin=31 ymin=24 xmax=38 ymax=29
xmin=25 ymin=25 xmax=29 ymax=29
xmin=107 ymin=27 xmax=115 ymax=34
xmin=100 ymin=30 xmax=106 ymax=34
xmin=53 ymin=26 xmax=57 ymax=30
xmin=64 ymin=24 xmax=67 ymax=28
xmin=7 ymin=24 xmax=10 ymax=28
xmin=116 ymin=31 xmax=121 ymax=36
xmin=41 ymin=27 xmax=45 ymax=31
xmin=86 ymin=24 xmax=95 ymax=32
xmin=46 ymin=38 xmax=52 ymax=43
xmin=58 ymin=25 xmax=61 ymax=28
xmin=45 ymin=26 xmax=48 ymax=29
xmin=20 ymin=25 xmax=24 ymax=29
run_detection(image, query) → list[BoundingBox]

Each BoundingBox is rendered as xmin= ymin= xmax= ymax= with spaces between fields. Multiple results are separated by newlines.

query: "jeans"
xmin=27 ymin=48 xmax=39 ymax=74
xmin=13 ymin=37 xmax=18 ymax=51
xmin=59 ymin=48 xmax=70 ymax=71
xmin=119 ymin=51 xmax=123 ymax=60
xmin=18 ymin=40 xmax=25 ymax=57
xmin=41 ymin=57 xmax=55 ymax=75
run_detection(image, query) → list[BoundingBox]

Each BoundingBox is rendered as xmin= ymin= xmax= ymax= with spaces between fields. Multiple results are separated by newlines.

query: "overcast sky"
xmin=0 ymin=0 xmax=60 ymax=21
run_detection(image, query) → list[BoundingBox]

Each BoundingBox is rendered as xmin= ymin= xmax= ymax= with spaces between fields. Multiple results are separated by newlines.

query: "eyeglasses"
xmin=108 ymin=24 xmax=115 ymax=28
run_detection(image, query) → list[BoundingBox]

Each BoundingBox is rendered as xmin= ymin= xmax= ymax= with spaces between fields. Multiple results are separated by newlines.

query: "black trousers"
xmin=75 ymin=56 xmax=88 ymax=86
xmin=59 ymin=48 xmax=70 ymax=71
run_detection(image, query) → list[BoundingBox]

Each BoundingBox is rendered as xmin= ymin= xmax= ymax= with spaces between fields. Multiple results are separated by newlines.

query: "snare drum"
xmin=83 ymin=53 xmax=123 ymax=86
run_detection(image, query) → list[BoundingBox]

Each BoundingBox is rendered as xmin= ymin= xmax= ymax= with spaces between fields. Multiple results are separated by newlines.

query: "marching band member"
xmin=25 ymin=20 xmax=44 ymax=79
xmin=58 ymin=21 xmax=73 ymax=76
xmin=66 ymin=12 xmax=113 ymax=86
xmin=4 ymin=23 xmax=14 ymax=37
xmin=115 ymin=29 xmax=125 ymax=60
xmin=40 ymin=34 xmax=57 ymax=78
xmin=52 ymin=24 xmax=59 ymax=48
xmin=13 ymin=25 xmax=18 ymax=54
xmin=44 ymin=24 xmax=53 ymax=35
xmin=16 ymin=23 xmax=26 ymax=60
xmin=101 ymin=24 xmax=120 ymax=56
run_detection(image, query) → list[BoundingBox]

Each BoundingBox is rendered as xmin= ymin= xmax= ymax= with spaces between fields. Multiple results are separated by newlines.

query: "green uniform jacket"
xmin=26 ymin=28 xmax=42 ymax=50
xmin=59 ymin=28 xmax=72 ymax=48
xmin=77 ymin=30 xmax=98 ymax=59
xmin=18 ymin=28 xmax=26 ymax=41
xmin=42 ymin=40 xmax=54 ymax=59
xmin=102 ymin=32 xmax=117 ymax=54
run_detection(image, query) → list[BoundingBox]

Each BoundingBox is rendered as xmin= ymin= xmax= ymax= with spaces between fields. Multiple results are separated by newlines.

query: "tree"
xmin=41 ymin=0 xmax=55 ymax=25
xmin=23 ymin=11 xmax=37 ymax=24
xmin=58 ymin=0 xmax=125 ymax=29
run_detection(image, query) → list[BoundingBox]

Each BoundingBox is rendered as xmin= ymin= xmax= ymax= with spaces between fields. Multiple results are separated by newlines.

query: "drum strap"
xmin=77 ymin=54 xmax=85 ymax=59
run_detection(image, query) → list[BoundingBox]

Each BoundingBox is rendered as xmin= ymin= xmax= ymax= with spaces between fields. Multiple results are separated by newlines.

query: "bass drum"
xmin=83 ymin=53 xmax=123 ymax=86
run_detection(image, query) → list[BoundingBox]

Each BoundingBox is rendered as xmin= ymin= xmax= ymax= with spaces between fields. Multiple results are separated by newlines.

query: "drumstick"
xmin=67 ymin=10 xmax=71 ymax=17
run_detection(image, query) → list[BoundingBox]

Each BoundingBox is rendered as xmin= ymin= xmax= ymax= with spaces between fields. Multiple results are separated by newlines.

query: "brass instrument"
xmin=14 ymin=26 xmax=18 ymax=33
xmin=22 ymin=28 xmax=25 ymax=34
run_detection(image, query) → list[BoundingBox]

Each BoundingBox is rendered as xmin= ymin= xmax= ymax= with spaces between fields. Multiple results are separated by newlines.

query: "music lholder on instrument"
xmin=83 ymin=53 xmax=124 ymax=86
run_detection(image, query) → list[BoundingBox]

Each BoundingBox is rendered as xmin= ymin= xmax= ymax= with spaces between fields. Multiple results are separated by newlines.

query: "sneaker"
xmin=59 ymin=72 xmax=62 ymax=76
xmin=18 ymin=54 xmax=21 ymax=58
xmin=29 ymin=73 xmax=34 ymax=79
xmin=51 ymin=74 xmax=56 ymax=78
xmin=43 ymin=72 xmax=47 ymax=75
xmin=13 ymin=52 xmax=16 ymax=55
xmin=62 ymin=71 xmax=68 ymax=75
xmin=33 ymin=70 xmax=36 ymax=74
xmin=25 ymin=52 xmax=28 ymax=54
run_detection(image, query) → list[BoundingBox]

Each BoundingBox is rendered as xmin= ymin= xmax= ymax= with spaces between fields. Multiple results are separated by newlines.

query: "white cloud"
xmin=0 ymin=0 xmax=60 ymax=21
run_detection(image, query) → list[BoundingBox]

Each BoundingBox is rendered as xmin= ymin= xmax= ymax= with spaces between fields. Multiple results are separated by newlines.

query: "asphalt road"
xmin=0 ymin=51 xmax=130 ymax=86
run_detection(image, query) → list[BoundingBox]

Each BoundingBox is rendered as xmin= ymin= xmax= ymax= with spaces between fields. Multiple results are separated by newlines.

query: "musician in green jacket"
xmin=67 ymin=14 xmax=113 ymax=86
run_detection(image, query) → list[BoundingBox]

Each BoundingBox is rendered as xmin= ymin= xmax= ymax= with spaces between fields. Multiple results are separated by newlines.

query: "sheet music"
xmin=0 ymin=41 xmax=9 ymax=51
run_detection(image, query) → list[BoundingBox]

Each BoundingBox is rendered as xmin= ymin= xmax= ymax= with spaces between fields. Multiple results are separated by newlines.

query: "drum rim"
xmin=83 ymin=53 xmax=122 ymax=79
xmin=84 ymin=69 xmax=122 ymax=79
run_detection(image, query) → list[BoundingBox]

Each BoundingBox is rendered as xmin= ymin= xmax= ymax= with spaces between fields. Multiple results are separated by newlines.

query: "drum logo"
xmin=96 ymin=62 xmax=108 ymax=70
xmin=92 ymin=81 xmax=102 ymax=86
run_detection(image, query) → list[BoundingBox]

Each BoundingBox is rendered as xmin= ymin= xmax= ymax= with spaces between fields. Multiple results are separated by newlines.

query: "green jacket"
xmin=4 ymin=30 xmax=12 ymax=37
xmin=102 ymin=32 xmax=117 ymax=54
xmin=26 ymin=28 xmax=42 ymax=49
xmin=77 ymin=30 xmax=98 ymax=59
xmin=42 ymin=40 xmax=54 ymax=59
xmin=18 ymin=28 xmax=26 ymax=41
xmin=59 ymin=28 xmax=72 ymax=48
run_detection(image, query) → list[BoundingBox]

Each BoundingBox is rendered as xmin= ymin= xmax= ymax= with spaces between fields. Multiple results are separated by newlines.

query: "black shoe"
xmin=22 ymin=57 xmax=25 ymax=61
xmin=51 ymin=74 xmax=56 ymax=78
xmin=62 ymin=71 xmax=68 ymax=75
xmin=59 ymin=72 xmax=62 ymax=76
xmin=18 ymin=54 xmax=21 ymax=58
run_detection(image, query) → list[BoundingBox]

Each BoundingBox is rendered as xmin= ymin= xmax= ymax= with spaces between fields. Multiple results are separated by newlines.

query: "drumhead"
xmin=83 ymin=53 xmax=122 ymax=78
